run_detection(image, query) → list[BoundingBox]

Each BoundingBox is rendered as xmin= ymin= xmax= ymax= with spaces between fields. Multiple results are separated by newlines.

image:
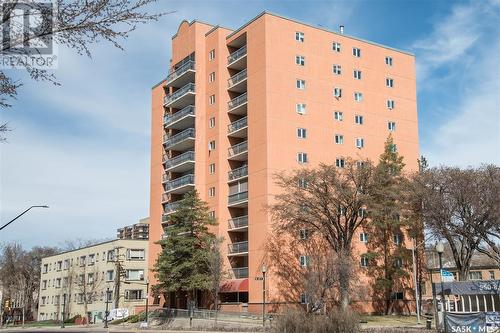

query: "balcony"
xmin=228 ymin=93 xmax=247 ymax=115
xmin=228 ymin=241 xmax=248 ymax=256
xmin=228 ymin=215 xmax=248 ymax=231
xmin=163 ymin=202 xmax=180 ymax=217
xmin=166 ymin=61 xmax=195 ymax=88
xmin=228 ymin=191 xmax=248 ymax=207
xmin=228 ymin=141 xmax=248 ymax=161
xmin=165 ymin=174 xmax=195 ymax=194
xmin=164 ymin=105 xmax=195 ymax=130
xmin=164 ymin=151 xmax=195 ymax=173
xmin=164 ymin=128 xmax=195 ymax=151
xmin=232 ymin=267 xmax=249 ymax=279
xmin=228 ymin=69 xmax=247 ymax=93
xmin=227 ymin=116 xmax=247 ymax=138
xmin=228 ymin=165 xmax=248 ymax=182
xmin=164 ymin=83 xmax=195 ymax=109
xmin=227 ymin=45 xmax=247 ymax=70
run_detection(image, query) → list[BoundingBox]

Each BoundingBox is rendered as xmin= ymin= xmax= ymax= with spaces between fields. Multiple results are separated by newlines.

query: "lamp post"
xmin=61 ymin=294 xmax=66 ymax=328
xmin=435 ymin=241 xmax=448 ymax=333
xmin=0 ymin=205 xmax=49 ymax=231
xmin=104 ymin=286 xmax=110 ymax=328
xmin=262 ymin=265 xmax=267 ymax=329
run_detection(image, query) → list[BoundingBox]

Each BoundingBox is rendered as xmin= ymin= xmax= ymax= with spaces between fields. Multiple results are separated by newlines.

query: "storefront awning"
xmin=220 ymin=278 xmax=249 ymax=293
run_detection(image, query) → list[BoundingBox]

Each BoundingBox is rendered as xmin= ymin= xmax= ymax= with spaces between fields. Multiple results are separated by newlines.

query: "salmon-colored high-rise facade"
xmin=148 ymin=12 xmax=419 ymax=313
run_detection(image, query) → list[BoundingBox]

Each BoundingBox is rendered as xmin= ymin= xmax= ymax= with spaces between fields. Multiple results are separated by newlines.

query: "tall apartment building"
xmin=148 ymin=12 xmax=419 ymax=312
xmin=38 ymin=239 xmax=148 ymax=322
xmin=117 ymin=217 xmax=150 ymax=240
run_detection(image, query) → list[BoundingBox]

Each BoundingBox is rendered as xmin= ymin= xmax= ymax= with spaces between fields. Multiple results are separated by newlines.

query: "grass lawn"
xmin=360 ymin=315 xmax=422 ymax=327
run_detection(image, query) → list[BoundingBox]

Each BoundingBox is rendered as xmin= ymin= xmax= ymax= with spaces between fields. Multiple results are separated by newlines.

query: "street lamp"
xmin=123 ymin=279 xmax=149 ymax=327
xmin=262 ymin=265 xmax=267 ymax=329
xmin=0 ymin=205 xmax=49 ymax=231
xmin=435 ymin=241 xmax=448 ymax=333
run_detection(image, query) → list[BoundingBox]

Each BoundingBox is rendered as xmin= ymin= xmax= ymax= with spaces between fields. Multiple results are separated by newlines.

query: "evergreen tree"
xmin=366 ymin=135 xmax=411 ymax=314
xmin=153 ymin=190 xmax=217 ymax=307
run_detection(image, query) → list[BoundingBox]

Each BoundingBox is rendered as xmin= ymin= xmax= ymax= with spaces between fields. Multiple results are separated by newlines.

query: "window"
xmin=296 ymin=79 xmax=306 ymax=89
xmin=299 ymin=255 xmax=310 ymax=267
xmin=208 ymin=72 xmax=215 ymax=83
xmin=334 ymin=87 xmax=342 ymax=98
xmin=333 ymin=64 xmax=342 ymax=75
xmin=126 ymin=269 xmax=144 ymax=281
xmin=335 ymin=158 xmax=345 ymax=168
xmin=126 ymin=249 xmax=145 ymax=260
xmin=106 ymin=270 xmax=114 ymax=282
xmin=297 ymin=152 xmax=308 ymax=164
xmin=88 ymin=254 xmax=95 ymax=265
xmin=208 ymin=49 xmax=215 ymax=61
xmin=209 ymin=187 xmax=216 ymax=197
xmin=209 ymin=94 xmax=216 ymax=105
xmin=469 ymin=271 xmax=483 ymax=280
xmin=106 ymin=289 xmax=113 ymax=302
xmin=357 ymin=161 xmax=365 ymax=168
xmin=393 ymin=234 xmax=402 ymax=245
xmin=42 ymin=280 xmax=47 ymax=290
xmin=388 ymin=121 xmax=396 ymax=132
xmin=387 ymin=99 xmax=395 ymax=110
xmin=55 ymin=278 xmax=61 ymax=288
xmin=300 ymin=293 xmax=309 ymax=304
xmin=41 ymin=297 xmax=46 ymax=305
xmin=353 ymin=70 xmax=362 ymax=80
xmin=298 ymin=177 xmax=308 ymax=189
xmin=208 ymin=211 xmax=215 ymax=219
xmin=209 ymin=140 xmax=216 ymax=151
xmin=297 ymin=128 xmax=307 ymax=139
xmin=360 ymin=256 xmax=369 ymax=267
xmin=125 ymin=290 xmax=143 ymax=301
xmin=391 ymin=292 xmax=404 ymax=300
xmin=352 ymin=47 xmax=361 ymax=57
xmin=87 ymin=273 xmax=94 ymax=285
xmin=209 ymin=163 xmax=216 ymax=174
xmin=355 ymin=115 xmax=364 ymax=125
xmin=394 ymin=258 xmax=403 ymax=268
xmin=79 ymin=256 xmax=86 ymax=266
xmin=295 ymin=31 xmax=304 ymax=42
xmin=43 ymin=264 xmax=48 ymax=273
xmin=390 ymin=144 xmax=397 ymax=153
xmin=299 ymin=229 xmax=309 ymax=240
xmin=209 ymin=117 xmax=216 ymax=128
xmin=296 ymin=103 xmax=306 ymax=115
xmin=334 ymin=111 xmax=343 ymax=121
xmin=332 ymin=42 xmax=341 ymax=52
xmin=335 ymin=134 xmax=344 ymax=144
xmin=355 ymin=138 xmax=364 ymax=148
xmin=56 ymin=261 xmax=62 ymax=271
xmin=385 ymin=56 xmax=393 ymax=66
xmin=360 ymin=232 xmax=368 ymax=243
xmin=295 ymin=55 xmax=305 ymax=66
xmin=489 ymin=271 xmax=495 ymax=280
xmin=106 ymin=250 xmax=115 ymax=262
xmin=359 ymin=208 xmax=367 ymax=217
xmin=386 ymin=78 xmax=394 ymax=87
xmin=354 ymin=92 xmax=363 ymax=102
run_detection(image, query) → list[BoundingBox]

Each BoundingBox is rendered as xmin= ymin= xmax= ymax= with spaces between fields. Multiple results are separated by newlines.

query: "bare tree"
xmin=269 ymin=160 xmax=374 ymax=309
xmin=0 ymin=0 xmax=171 ymax=139
xmin=418 ymin=165 xmax=499 ymax=280
xmin=205 ymin=237 xmax=226 ymax=326
xmin=71 ymin=258 xmax=105 ymax=323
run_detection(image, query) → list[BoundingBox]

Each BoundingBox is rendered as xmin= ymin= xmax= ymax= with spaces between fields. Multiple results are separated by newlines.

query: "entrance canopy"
xmin=220 ymin=278 xmax=249 ymax=293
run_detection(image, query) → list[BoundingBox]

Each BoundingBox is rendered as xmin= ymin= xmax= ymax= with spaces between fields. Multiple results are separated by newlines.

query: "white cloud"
xmin=417 ymin=1 xmax=500 ymax=167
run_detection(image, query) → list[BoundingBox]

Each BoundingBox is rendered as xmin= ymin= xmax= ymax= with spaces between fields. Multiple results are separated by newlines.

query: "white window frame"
xmin=335 ymin=158 xmax=345 ymax=168
xmin=387 ymin=99 xmax=395 ymax=110
xmin=208 ymin=49 xmax=215 ymax=61
xmin=385 ymin=56 xmax=393 ymax=66
xmin=299 ymin=255 xmax=310 ymax=267
xmin=296 ymin=103 xmax=306 ymax=115
xmin=209 ymin=163 xmax=215 ymax=174
xmin=208 ymin=72 xmax=215 ymax=83
xmin=353 ymin=47 xmax=361 ymax=57
xmin=296 ymin=79 xmax=306 ymax=89
xmin=360 ymin=256 xmax=369 ymax=267
xmin=354 ymin=92 xmax=363 ymax=102
xmin=334 ymin=87 xmax=342 ymax=98
xmin=295 ymin=55 xmax=305 ymax=66
xmin=208 ymin=187 xmax=216 ymax=197
xmin=209 ymin=117 xmax=216 ymax=128
xmin=386 ymin=78 xmax=394 ymax=88
xmin=297 ymin=152 xmax=308 ymax=164
xmin=355 ymin=115 xmax=364 ymax=125
xmin=209 ymin=94 xmax=216 ymax=105
xmin=332 ymin=42 xmax=341 ymax=52
xmin=333 ymin=64 xmax=342 ymax=75
xmin=295 ymin=31 xmax=304 ymax=42
xmin=299 ymin=229 xmax=309 ymax=240
xmin=355 ymin=138 xmax=364 ymax=149
xmin=209 ymin=140 xmax=216 ymax=151
xmin=388 ymin=121 xmax=396 ymax=132
xmin=297 ymin=127 xmax=307 ymax=139
xmin=353 ymin=69 xmax=362 ymax=80
xmin=335 ymin=134 xmax=344 ymax=145
xmin=334 ymin=111 xmax=343 ymax=121
xmin=360 ymin=232 xmax=368 ymax=243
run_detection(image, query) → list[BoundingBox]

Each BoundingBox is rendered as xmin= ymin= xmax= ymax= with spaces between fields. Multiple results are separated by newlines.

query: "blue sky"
xmin=1 ymin=0 xmax=499 ymax=248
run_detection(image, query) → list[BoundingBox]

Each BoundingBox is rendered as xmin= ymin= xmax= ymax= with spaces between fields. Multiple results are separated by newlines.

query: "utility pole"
xmin=113 ymin=246 xmax=125 ymax=309
xmin=61 ymin=294 xmax=66 ymax=328
xmin=262 ymin=265 xmax=267 ymax=329
xmin=104 ymin=286 xmax=110 ymax=328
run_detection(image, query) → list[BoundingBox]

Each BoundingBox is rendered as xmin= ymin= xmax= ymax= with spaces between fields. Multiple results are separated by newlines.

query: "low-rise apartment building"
xmin=38 ymin=239 xmax=148 ymax=323
xmin=117 ymin=217 xmax=150 ymax=240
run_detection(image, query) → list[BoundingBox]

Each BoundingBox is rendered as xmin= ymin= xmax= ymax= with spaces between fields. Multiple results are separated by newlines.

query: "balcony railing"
xmin=228 ymin=69 xmax=247 ymax=87
xmin=164 ymin=202 xmax=180 ymax=216
xmin=228 ymin=191 xmax=248 ymax=204
xmin=227 ymin=116 xmax=247 ymax=134
xmin=164 ymin=128 xmax=195 ymax=149
xmin=228 ymin=93 xmax=247 ymax=110
xmin=164 ymin=105 xmax=195 ymax=127
xmin=228 ymin=45 xmax=247 ymax=65
xmin=166 ymin=61 xmax=195 ymax=83
xmin=232 ymin=267 xmax=249 ymax=279
xmin=164 ymin=83 xmax=195 ymax=105
xmin=165 ymin=174 xmax=195 ymax=192
xmin=228 ymin=215 xmax=248 ymax=230
xmin=164 ymin=151 xmax=195 ymax=170
xmin=228 ymin=241 xmax=248 ymax=255
xmin=228 ymin=141 xmax=248 ymax=158
xmin=228 ymin=165 xmax=248 ymax=181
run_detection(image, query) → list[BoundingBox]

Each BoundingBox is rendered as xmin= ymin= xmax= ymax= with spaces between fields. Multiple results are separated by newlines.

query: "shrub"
xmin=272 ymin=308 xmax=360 ymax=333
xmin=64 ymin=314 xmax=81 ymax=324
